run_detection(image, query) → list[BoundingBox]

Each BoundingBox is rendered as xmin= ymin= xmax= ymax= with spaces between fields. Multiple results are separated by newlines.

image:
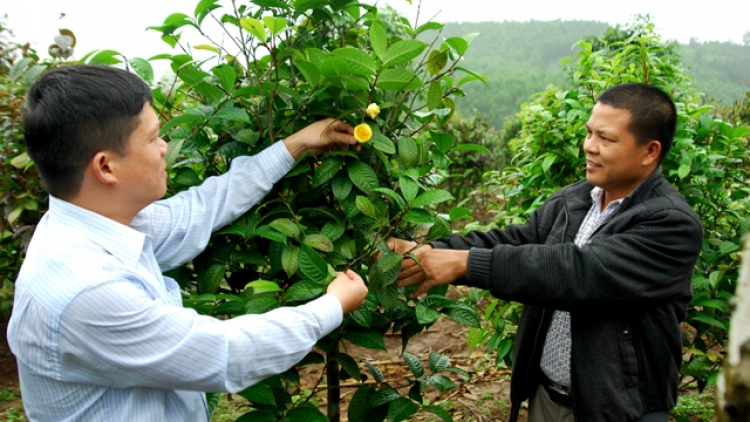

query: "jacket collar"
xmin=564 ymin=168 xmax=663 ymax=211
xmin=47 ymin=196 xmax=147 ymax=268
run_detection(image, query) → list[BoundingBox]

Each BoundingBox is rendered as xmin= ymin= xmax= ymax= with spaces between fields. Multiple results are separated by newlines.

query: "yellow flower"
xmin=354 ymin=123 xmax=373 ymax=143
xmin=366 ymin=103 xmax=380 ymax=118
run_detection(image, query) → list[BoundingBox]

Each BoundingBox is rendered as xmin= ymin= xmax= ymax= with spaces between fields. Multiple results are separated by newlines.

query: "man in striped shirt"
xmin=8 ymin=65 xmax=368 ymax=421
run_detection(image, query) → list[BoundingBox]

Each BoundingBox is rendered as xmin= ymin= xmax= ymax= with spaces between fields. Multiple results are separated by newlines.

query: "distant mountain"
xmin=433 ymin=20 xmax=750 ymax=128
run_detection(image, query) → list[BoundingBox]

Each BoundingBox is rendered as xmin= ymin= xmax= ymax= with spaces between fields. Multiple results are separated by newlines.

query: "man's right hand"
xmin=326 ymin=269 xmax=368 ymax=314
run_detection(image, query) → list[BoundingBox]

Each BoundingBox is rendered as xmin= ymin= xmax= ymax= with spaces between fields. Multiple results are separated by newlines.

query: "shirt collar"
xmin=590 ymin=186 xmax=625 ymax=212
xmin=47 ymin=196 xmax=147 ymax=267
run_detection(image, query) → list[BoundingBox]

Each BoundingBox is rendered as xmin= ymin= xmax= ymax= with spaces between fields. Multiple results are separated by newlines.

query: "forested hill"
xmin=436 ymin=20 xmax=750 ymax=128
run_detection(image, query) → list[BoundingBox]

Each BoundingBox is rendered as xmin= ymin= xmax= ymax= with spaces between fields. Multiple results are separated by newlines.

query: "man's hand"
xmin=386 ymin=238 xmax=469 ymax=298
xmin=326 ymin=269 xmax=368 ymax=314
xmin=283 ymin=118 xmax=357 ymax=159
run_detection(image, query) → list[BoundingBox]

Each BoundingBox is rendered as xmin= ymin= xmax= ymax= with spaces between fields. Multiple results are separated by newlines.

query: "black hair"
xmin=597 ymin=83 xmax=676 ymax=164
xmin=23 ymin=65 xmax=153 ymax=199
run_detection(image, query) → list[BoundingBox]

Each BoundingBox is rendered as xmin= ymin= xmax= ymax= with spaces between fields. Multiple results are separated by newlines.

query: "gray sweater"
xmin=433 ymin=169 xmax=702 ymax=421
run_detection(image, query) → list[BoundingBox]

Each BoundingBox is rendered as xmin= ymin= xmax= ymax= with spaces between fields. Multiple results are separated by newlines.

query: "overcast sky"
xmin=3 ymin=0 xmax=748 ymax=70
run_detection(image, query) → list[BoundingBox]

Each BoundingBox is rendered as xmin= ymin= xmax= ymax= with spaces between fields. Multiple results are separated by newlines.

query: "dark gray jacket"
xmin=433 ymin=170 xmax=702 ymax=421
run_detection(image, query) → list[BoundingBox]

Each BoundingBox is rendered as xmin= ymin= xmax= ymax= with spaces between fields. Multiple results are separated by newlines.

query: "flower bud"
xmin=366 ymin=103 xmax=380 ymax=119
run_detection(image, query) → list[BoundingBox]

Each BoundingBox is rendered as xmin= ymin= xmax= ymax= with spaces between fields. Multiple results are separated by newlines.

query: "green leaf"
xmin=412 ymin=190 xmax=454 ymax=207
xmin=214 ymin=107 xmax=250 ymax=122
xmin=332 ymin=48 xmax=376 ymax=76
xmin=194 ymin=0 xmax=221 ymax=24
xmin=282 ymin=246 xmax=300 ymax=278
xmin=212 ymin=65 xmax=236 ymax=92
xmin=347 ymin=161 xmax=379 ymax=192
xmin=416 ymin=303 xmax=441 ymax=325
xmin=376 ymin=69 xmax=422 ymax=90
xmin=88 ymin=49 xmax=123 ymax=65
xmin=240 ymin=18 xmax=266 ymax=41
xmin=293 ymin=0 xmax=329 ymax=12
xmin=365 ymin=361 xmax=385 ymax=382
xmin=428 ymin=352 xmax=450 ymax=373
xmin=416 ymin=21 xmax=444 ymax=34
xmin=401 ymin=352 xmax=424 ymax=378
xmin=269 ymin=218 xmax=300 ymax=238
xmin=239 ymin=383 xmax=276 ymax=405
xmin=344 ymin=329 xmax=387 ymax=350
xmin=128 ymin=57 xmax=154 ymax=84
xmin=426 ymin=374 xmax=455 ymax=392
xmin=286 ymin=280 xmax=323 ymax=302
xmin=369 ymin=21 xmax=388 ymax=59
xmin=299 ymin=245 xmax=328 ymax=283
xmin=691 ymin=297 xmax=727 ymax=310
xmin=677 ymin=164 xmax=690 ymax=179
xmin=303 ymin=234 xmax=334 ymax=252
xmin=313 ymin=156 xmax=345 ymax=187
xmin=252 ymin=226 xmax=288 ymax=244
xmin=495 ymin=338 xmax=513 ymax=363
xmin=382 ymin=40 xmax=429 ymax=68
xmin=164 ymin=138 xmax=185 ymax=169
xmin=321 ymin=56 xmax=348 ymax=77
xmin=332 ymin=175 xmax=353 ymax=201
xmin=262 ymin=16 xmax=288 ymax=36
xmin=371 ymin=188 xmax=406 ymax=210
xmin=689 ymin=313 xmax=728 ymax=331
xmin=368 ymin=387 xmax=400 ymax=407
xmin=245 ymin=280 xmax=282 ymax=294
xmin=423 ymin=404 xmax=454 ymax=422
xmin=398 ymin=137 xmax=419 ymax=169
xmin=719 ymin=241 xmax=739 ymax=254
xmin=348 ymin=386 xmax=374 ymax=422
xmin=294 ymin=60 xmax=321 ymax=86
xmin=402 ymin=209 xmax=434 ymax=224
xmin=399 ymin=176 xmax=419 ymax=203
xmin=198 ymin=264 xmax=224 ymax=294
xmin=283 ymin=407 xmax=327 ymax=422
xmin=447 ymin=307 xmax=480 ymax=328
xmin=431 ymin=132 xmax=454 ymax=153
xmin=244 ymin=295 xmax=279 ymax=314
xmin=449 ymin=207 xmax=472 ymax=221
xmin=388 ymin=397 xmax=420 ymax=422
xmin=444 ymin=37 xmax=468 ymax=56
xmin=251 ymin=0 xmax=291 ymax=8
xmin=452 ymin=143 xmax=491 ymax=154
xmin=427 ymin=81 xmax=443 ymax=110
xmin=334 ymin=353 xmax=362 ymax=381
xmin=426 ymin=50 xmax=448 ymax=76
xmin=355 ymin=196 xmax=379 ymax=219
xmin=371 ymin=134 xmax=396 ymax=155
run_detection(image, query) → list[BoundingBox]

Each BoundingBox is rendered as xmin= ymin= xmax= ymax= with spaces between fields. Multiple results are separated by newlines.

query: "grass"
xmin=0 ymin=388 xmax=26 ymax=422
xmin=672 ymin=389 xmax=715 ymax=422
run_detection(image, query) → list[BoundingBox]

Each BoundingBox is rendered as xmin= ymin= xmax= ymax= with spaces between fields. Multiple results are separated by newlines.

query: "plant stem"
xmin=326 ymin=344 xmax=341 ymax=422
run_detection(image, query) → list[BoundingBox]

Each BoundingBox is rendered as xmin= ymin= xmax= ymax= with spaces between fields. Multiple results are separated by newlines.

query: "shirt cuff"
xmin=466 ymin=248 xmax=493 ymax=290
xmin=252 ymin=141 xmax=296 ymax=182
xmin=300 ymin=294 xmax=343 ymax=336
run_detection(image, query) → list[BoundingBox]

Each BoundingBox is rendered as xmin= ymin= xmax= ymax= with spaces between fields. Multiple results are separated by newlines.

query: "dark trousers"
xmin=528 ymin=385 xmax=670 ymax=422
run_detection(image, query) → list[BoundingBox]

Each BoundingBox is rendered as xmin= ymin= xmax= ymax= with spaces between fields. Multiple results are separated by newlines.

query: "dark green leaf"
xmin=332 ymin=175 xmax=353 ymax=201
xmin=427 ymin=81 xmax=443 ymax=110
xmin=348 ymin=385 xmax=374 ymax=422
xmin=313 ymin=156 xmax=345 ymax=187
xmin=426 ymin=374 xmax=455 ymax=392
xmin=334 ymin=353 xmax=362 ymax=382
xmin=413 ymin=190 xmax=454 ymax=207
xmin=399 ymin=176 xmax=419 ymax=203
xmin=212 ymin=64 xmax=236 ymax=92
xmin=238 ymin=383 xmax=276 ymax=405
xmin=446 ymin=307 xmax=480 ymax=328
xmin=401 ymin=352 xmax=424 ymax=378
xmin=285 ymin=280 xmax=323 ymax=302
xmin=371 ymin=187 xmax=406 ymax=210
xmin=347 ymin=161 xmax=379 ymax=192
xmin=294 ymin=60 xmax=321 ymax=86
xmin=388 ymin=397 xmax=419 ymax=422
xmin=299 ymin=245 xmax=328 ymax=283
xmin=423 ymin=404 xmax=454 ymax=422
xmin=416 ymin=303 xmax=441 ymax=325
xmin=283 ymin=407 xmax=327 ymax=422
xmin=451 ymin=144 xmax=491 ymax=154
xmin=398 ymin=137 xmax=419 ymax=169
xmin=367 ymin=387 xmax=400 ymax=407
xmin=252 ymin=226 xmax=288 ymax=244
xmin=428 ymin=352 xmax=450 ymax=373
xmin=402 ymin=209 xmax=434 ymax=224
xmin=371 ymin=134 xmax=396 ymax=155
xmin=244 ymin=295 xmax=279 ymax=314
xmin=198 ymin=264 xmax=224 ymax=294
xmin=344 ymin=329 xmax=387 ymax=350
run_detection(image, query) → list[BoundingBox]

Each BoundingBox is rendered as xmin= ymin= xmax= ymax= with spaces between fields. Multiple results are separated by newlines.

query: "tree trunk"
xmin=716 ymin=235 xmax=750 ymax=421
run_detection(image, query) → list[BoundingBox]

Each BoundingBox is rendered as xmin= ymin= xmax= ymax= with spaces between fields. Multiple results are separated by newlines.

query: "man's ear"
xmin=89 ymin=151 xmax=120 ymax=186
xmin=642 ymin=140 xmax=661 ymax=167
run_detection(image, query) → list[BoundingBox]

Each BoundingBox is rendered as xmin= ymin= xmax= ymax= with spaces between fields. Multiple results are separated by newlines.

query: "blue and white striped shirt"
xmin=8 ymin=142 xmax=343 ymax=422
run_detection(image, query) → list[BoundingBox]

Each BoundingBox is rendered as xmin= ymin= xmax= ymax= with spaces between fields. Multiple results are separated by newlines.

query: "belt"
xmin=541 ymin=374 xmax=572 ymax=407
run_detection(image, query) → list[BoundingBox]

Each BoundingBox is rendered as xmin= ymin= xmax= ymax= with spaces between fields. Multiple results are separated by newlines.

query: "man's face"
xmin=584 ymin=103 xmax=658 ymax=202
xmin=116 ymin=102 xmax=168 ymax=208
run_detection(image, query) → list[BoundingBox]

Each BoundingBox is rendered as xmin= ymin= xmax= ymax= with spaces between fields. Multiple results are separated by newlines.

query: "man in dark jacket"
xmin=388 ymin=83 xmax=703 ymax=422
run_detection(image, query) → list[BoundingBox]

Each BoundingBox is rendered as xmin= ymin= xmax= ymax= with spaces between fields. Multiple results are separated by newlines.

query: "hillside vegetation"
xmin=437 ymin=20 xmax=750 ymax=128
